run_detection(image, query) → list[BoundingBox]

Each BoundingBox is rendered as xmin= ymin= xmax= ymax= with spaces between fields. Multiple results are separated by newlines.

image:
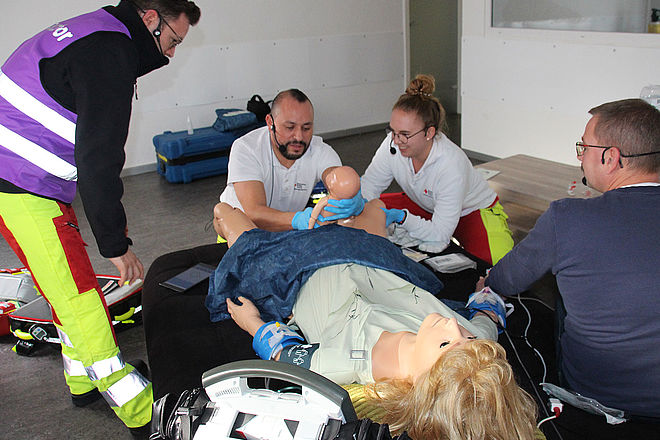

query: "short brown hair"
xmin=392 ymin=74 xmax=447 ymax=135
xmin=589 ymin=98 xmax=660 ymax=173
xmin=132 ymin=0 xmax=200 ymax=25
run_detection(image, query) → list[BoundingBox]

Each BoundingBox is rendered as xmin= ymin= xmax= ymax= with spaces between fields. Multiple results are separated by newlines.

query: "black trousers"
xmin=142 ymin=243 xmax=258 ymax=400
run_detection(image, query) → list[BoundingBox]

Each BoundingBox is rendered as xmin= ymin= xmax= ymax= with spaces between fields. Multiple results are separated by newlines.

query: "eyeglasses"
xmin=575 ymin=141 xmax=616 ymax=157
xmin=576 ymin=142 xmax=622 ymax=168
xmin=386 ymin=126 xmax=427 ymax=144
xmin=133 ymin=2 xmax=184 ymax=53
xmin=158 ymin=12 xmax=183 ymax=48
xmin=576 ymin=141 xmax=660 ymax=168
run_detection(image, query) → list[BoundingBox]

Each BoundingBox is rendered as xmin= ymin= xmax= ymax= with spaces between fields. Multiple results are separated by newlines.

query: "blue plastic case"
xmin=153 ymin=123 xmax=262 ymax=183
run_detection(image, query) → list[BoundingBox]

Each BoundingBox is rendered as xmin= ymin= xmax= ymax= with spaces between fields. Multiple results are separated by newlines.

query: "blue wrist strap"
xmin=466 ymin=287 xmax=508 ymax=334
xmin=252 ymin=321 xmax=304 ymax=360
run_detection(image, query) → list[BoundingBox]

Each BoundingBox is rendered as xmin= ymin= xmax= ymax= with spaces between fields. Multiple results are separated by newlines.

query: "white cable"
xmin=517 ymin=296 xmax=555 ymax=312
xmin=502 ymin=296 xmax=564 ymax=440
xmin=537 ymin=414 xmax=558 ymax=428
xmin=517 ymin=293 xmax=548 ymax=383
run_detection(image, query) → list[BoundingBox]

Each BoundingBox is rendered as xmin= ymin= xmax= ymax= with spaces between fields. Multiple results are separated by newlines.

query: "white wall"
xmin=1 ymin=1 xmax=405 ymax=171
xmin=461 ymin=0 xmax=660 ymax=166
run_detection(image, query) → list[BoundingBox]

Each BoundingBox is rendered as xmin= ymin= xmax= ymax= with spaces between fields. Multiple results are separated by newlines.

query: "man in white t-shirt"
xmin=219 ymin=89 xmax=363 ymax=230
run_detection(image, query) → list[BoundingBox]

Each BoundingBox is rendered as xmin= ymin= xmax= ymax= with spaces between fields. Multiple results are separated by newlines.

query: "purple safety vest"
xmin=0 ymin=9 xmax=130 ymax=203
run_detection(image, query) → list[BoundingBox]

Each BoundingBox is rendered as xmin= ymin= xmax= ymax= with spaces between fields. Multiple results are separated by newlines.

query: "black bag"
xmin=247 ymin=94 xmax=271 ymax=122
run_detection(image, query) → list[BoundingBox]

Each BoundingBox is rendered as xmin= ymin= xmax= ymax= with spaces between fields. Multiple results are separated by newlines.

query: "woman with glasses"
xmin=360 ymin=74 xmax=513 ymax=265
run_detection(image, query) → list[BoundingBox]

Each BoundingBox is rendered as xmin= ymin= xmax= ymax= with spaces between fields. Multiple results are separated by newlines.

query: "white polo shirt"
xmin=360 ymin=133 xmax=496 ymax=245
xmin=220 ymin=126 xmax=341 ymax=212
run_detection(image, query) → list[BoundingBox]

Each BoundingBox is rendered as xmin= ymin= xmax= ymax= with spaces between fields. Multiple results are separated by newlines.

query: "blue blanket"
xmin=206 ymin=225 xmax=443 ymax=322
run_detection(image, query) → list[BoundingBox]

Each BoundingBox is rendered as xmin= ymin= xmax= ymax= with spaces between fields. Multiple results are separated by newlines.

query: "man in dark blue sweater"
xmin=486 ymin=98 xmax=660 ymax=439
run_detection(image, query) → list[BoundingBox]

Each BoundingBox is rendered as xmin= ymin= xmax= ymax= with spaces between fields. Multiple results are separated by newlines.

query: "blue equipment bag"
xmin=153 ymin=123 xmax=262 ymax=183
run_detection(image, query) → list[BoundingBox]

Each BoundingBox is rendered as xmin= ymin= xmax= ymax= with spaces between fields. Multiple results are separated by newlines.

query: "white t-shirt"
xmin=291 ymin=263 xmax=497 ymax=385
xmin=360 ymin=134 xmax=496 ymax=245
xmin=220 ymin=126 xmax=341 ymax=212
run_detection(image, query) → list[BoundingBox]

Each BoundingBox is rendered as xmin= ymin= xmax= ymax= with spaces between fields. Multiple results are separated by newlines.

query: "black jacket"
xmin=0 ymin=1 xmax=168 ymax=258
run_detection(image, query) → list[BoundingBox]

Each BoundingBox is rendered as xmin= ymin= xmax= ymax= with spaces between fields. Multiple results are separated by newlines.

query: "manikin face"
xmin=268 ymin=98 xmax=314 ymax=160
xmin=410 ymin=314 xmax=475 ymax=382
xmin=388 ymin=109 xmax=434 ymax=160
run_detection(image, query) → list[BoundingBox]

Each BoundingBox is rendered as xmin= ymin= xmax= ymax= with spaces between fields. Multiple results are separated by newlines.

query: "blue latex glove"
xmin=291 ymin=207 xmax=315 ymax=230
xmin=465 ymin=287 xmax=509 ymax=333
xmin=321 ymin=191 xmax=366 ymax=221
xmin=381 ymin=207 xmax=406 ymax=226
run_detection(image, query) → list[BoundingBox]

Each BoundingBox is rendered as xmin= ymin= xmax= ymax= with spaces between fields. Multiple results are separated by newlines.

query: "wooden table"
xmin=476 ymin=154 xmax=599 ymax=239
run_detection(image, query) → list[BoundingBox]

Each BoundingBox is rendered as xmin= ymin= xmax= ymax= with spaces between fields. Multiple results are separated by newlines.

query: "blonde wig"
xmin=366 ymin=339 xmax=537 ymax=440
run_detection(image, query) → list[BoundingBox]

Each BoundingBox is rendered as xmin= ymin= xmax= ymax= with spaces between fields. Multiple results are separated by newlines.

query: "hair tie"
xmin=408 ymin=89 xmax=433 ymax=98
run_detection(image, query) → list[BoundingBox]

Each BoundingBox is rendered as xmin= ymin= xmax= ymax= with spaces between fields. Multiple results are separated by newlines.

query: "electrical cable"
xmin=537 ymin=414 xmax=559 ymax=429
xmin=502 ymin=299 xmax=564 ymax=440
xmin=538 ymin=400 xmax=563 ymax=429
xmin=517 ymin=293 xmax=548 ymax=383
xmin=516 ymin=296 xmax=555 ymax=312
xmin=503 ymin=329 xmax=563 ymax=440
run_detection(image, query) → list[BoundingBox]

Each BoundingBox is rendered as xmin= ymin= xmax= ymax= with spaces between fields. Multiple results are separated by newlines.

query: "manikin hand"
xmin=292 ymin=207 xmax=318 ymax=230
xmin=475 ymin=276 xmax=486 ymax=292
xmin=109 ymin=249 xmax=143 ymax=286
xmin=226 ymin=296 xmax=265 ymax=336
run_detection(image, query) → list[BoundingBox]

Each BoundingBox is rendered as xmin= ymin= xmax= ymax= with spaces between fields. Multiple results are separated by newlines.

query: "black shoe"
xmin=71 ymin=388 xmax=102 ymax=407
xmin=129 ymin=423 xmax=151 ymax=439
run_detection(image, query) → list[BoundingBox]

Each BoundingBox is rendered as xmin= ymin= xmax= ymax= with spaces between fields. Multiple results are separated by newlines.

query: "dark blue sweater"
xmin=488 ymin=185 xmax=660 ymax=417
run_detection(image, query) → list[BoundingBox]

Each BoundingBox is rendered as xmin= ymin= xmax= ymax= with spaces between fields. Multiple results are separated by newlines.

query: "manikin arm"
xmin=308 ymin=196 xmax=330 ymax=229
xmin=213 ymin=202 xmax=259 ymax=247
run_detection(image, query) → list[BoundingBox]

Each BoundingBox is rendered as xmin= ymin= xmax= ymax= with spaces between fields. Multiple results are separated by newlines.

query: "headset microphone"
xmin=270 ymin=124 xmax=288 ymax=155
xmin=390 ymin=146 xmax=396 ymax=155
xmin=582 ymin=176 xmax=587 ymax=186
xmin=153 ymin=29 xmax=161 ymax=37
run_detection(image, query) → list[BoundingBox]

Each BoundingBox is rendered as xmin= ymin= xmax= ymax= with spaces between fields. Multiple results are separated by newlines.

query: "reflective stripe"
xmin=85 ymin=354 xmax=126 ymax=382
xmin=0 ymin=72 xmax=76 ymax=144
xmin=101 ymin=369 xmax=149 ymax=408
xmin=57 ymin=327 xmax=73 ymax=348
xmin=0 ymin=123 xmax=77 ymax=181
xmin=62 ymin=352 xmax=87 ymax=377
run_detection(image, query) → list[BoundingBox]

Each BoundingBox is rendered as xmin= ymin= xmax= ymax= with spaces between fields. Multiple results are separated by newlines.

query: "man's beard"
xmin=279 ymin=141 xmax=309 ymax=160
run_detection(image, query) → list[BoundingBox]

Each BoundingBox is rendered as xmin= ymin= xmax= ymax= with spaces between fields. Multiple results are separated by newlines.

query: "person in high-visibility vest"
xmin=0 ymin=1 xmax=200 ymax=434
